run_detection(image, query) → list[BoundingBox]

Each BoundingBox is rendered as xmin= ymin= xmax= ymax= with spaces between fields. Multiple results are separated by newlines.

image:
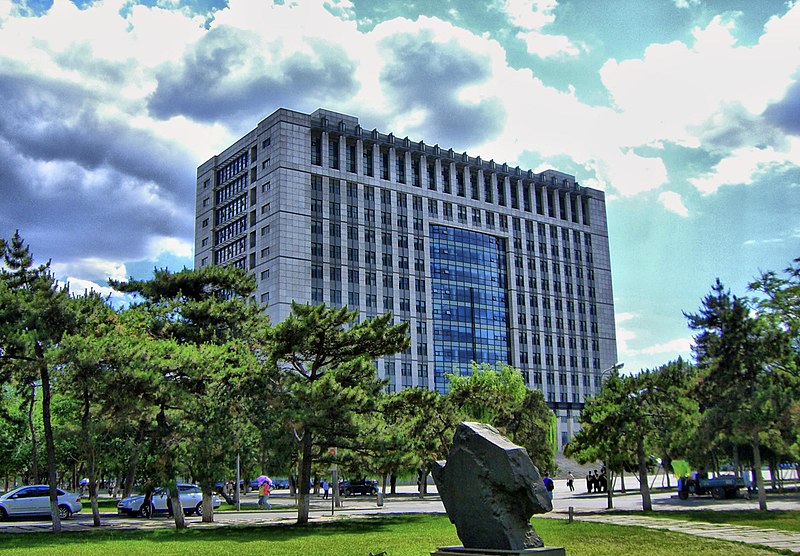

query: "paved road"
xmin=2 ymin=483 xmax=799 ymax=552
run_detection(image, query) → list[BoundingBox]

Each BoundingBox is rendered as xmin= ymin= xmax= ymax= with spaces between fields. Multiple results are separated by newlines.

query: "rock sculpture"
xmin=431 ymin=422 xmax=562 ymax=555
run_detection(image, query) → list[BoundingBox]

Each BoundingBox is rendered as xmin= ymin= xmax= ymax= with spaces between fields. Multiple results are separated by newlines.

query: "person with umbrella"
xmin=257 ymin=476 xmax=272 ymax=510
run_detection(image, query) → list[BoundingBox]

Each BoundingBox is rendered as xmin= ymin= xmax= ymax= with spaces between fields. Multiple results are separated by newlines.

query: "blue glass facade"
xmin=430 ymin=225 xmax=510 ymax=392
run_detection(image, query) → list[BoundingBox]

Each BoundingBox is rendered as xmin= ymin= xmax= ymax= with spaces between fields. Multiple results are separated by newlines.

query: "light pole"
xmin=601 ymin=362 xmax=624 ymax=380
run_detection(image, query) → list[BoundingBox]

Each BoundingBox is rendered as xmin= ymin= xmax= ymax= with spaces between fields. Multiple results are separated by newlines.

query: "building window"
xmin=202 ymin=218 xmax=209 ymax=228
xmin=260 ymin=292 xmax=270 ymax=304
xmin=201 ymin=238 xmax=208 ymax=247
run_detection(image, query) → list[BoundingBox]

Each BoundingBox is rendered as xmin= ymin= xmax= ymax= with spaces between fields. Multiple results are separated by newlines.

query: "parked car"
xmin=272 ymin=478 xmax=289 ymax=490
xmin=0 ymin=485 xmax=82 ymax=520
xmin=117 ymin=484 xmax=220 ymax=517
xmin=339 ymin=479 xmax=378 ymax=496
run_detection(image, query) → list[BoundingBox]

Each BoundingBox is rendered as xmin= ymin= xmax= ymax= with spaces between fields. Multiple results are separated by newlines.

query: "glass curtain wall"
xmin=430 ymin=225 xmax=510 ymax=392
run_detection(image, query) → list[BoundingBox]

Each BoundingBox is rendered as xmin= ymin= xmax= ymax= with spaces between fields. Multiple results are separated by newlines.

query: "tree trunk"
xmin=123 ymin=427 xmax=146 ymax=499
xmin=81 ymin=388 xmax=102 ymax=527
xmin=168 ymin=482 xmax=186 ymax=529
xmin=636 ymin=435 xmax=652 ymax=512
xmin=418 ymin=464 xmax=428 ymax=499
xmin=620 ymin=467 xmax=626 ymax=492
xmin=296 ymin=433 xmax=313 ymax=524
xmin=37 ymin=352 xmax=61 ymax=533
xmin=28 ymin=383 xmax=38 ymax=484
xmin=752 ymin=440 xmax=767 ymax=511
xmin=390 ymin=473 xmax=397 ymax=495
xmin=201 ymin=487 xmax=214 ymax=523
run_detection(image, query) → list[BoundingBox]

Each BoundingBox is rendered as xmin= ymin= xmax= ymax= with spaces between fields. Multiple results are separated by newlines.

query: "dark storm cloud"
xmin=0 ymin=72 xmax=197 ymax=266
xmin=0 ymin=71 xmax=196 ymax=204
xmin=378 ymin=33 xmax=505 ymax=150
xmin=764 ymin=78 xmax=800 ymax=135
xmin=148 ymin=26 xmax=360 ymax=125
xmin=0 ymin=137 xmax=194 ymax=265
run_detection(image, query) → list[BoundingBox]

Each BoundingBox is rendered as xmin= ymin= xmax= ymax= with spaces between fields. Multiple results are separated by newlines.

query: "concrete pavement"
xmin=2 ymin=485 xmax=799 ymax=553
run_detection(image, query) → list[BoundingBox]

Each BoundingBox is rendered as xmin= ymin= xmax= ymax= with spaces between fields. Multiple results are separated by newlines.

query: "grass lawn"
xmin=618 ymin=510 xmax=800 ymax=533
xmin=0 ymin=514 xmax=784 ymax=556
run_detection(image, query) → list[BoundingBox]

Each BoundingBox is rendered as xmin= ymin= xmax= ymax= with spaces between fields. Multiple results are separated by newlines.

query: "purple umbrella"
xmin=257 ymin=475 xmax=270 ymax=485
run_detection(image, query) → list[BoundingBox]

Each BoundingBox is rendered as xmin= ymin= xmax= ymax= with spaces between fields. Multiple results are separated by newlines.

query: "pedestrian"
xmin=322 ymin=479 xmax=330 ymax=499
xmin=543 ymin=476 xmax=554 ymax=501
xmin=587 ymin=471 xmax=595 ymax=493
xmin=258 ymin=479 xmax=271 ymax=510
xmin=599 ymin=470 xmax=608 ymax=492
xmin=593 ymin=470 xmax=601 ymax=493
xmin=567 ymin=471 xmax=575 ymax=492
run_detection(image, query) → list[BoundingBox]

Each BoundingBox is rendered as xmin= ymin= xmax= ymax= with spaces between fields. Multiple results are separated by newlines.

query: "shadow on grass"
xmin=0 ymin=514 xmax=433 ymax=550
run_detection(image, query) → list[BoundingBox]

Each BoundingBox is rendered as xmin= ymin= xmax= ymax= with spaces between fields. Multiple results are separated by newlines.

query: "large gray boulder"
xmin=432 ymin=422 xmax=552 ymax=551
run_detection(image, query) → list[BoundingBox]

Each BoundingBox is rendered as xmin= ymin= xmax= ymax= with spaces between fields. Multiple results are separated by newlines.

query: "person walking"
xmin=543 ymin=476 xmax=554 ymax=501
xmin=258 ymin=479 xmax=271 ymax=510
xmin=322 ymin=479 xmax=330 ymax=499
xmin=567 ymin=471 xmax=575 ymax=492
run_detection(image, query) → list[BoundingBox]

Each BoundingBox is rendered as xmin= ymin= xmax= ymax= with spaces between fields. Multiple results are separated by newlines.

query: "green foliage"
xmin=268 ymin=302 xmax=409 ymax=523
xmin=446 ymin=363 xmax=556 ymax=475
xmin=567 ymin=360 xmax=697 ymax=511
xmin=0 ymin=231 xmax=74 ymax=530
xmin=109 ymin=266 xmax=270 ymax=525
xmin=686 ymin=278 xmax=798 ymax=510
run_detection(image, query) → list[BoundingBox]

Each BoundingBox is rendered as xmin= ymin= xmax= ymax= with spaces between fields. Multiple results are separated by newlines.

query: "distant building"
xmin=195 ymin=108 xmax=617 ymax=448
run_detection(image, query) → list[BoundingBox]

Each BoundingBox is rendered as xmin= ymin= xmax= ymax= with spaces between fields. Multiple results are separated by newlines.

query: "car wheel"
xmin=711 ymin=486 xmax=725 ymax=500
xmin=195 ymin=503 xmax=203 ymax=517
xmin=139 ymin=503 xmax=153 ymax=518
xmin=0 ymin=507 xmax=7 ymax=521
xmin=58 ymin=505 xmax=72 ymax=520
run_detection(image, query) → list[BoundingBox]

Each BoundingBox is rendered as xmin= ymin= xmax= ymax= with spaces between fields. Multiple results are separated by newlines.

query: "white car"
xmin=0 ymin=485 xmax=82 ymax=520
xmin=117 ymin=484 xmax=220 ymax=517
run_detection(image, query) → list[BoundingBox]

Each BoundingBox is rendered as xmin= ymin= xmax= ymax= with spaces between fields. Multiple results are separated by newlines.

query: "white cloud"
xmin=504 ymin=0 xmax=557 ymax=29
xmin=615 ymin=312 xmax=638 ymax=323
xmin=658 ymin=191 xmax=689 ymax=217
xmin=52 ymin=259 xmax=128 ymax=283
xmin=147 ymin=237 xmax=193 ymax=259
xmin=636 ymin=337 xmax=692 ymax=356
xmin=688 ymin=140 xmax=800 ymax=194
xmin=599 ymin=9 xmax=800 ymax=151
xmin=516 ymin=30 xmax=584 ymax=58
xmin=501 ymin=0 xmax=584 ymax=58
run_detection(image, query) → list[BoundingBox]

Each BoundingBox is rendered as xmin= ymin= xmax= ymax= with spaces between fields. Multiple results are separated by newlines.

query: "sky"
xmin=1 ymin=0 xmax=799 ymax=375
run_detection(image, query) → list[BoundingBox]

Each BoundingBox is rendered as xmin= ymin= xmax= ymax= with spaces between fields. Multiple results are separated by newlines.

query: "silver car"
xmin=0 ymin=485 xmax=82 ymax=520
xmin=117 ymin=484 xmax=220 ymax=517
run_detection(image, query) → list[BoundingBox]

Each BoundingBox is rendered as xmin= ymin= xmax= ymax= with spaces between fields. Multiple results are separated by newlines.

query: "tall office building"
xmin=195 ymin=108 xmax=617 ymax=448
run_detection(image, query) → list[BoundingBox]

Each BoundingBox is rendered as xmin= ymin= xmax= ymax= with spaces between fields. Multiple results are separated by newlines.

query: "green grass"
xmin=0 ymin=514 xmax=786 ymax=556
xmin=617 ymin=510 xmax=800 ymax=533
